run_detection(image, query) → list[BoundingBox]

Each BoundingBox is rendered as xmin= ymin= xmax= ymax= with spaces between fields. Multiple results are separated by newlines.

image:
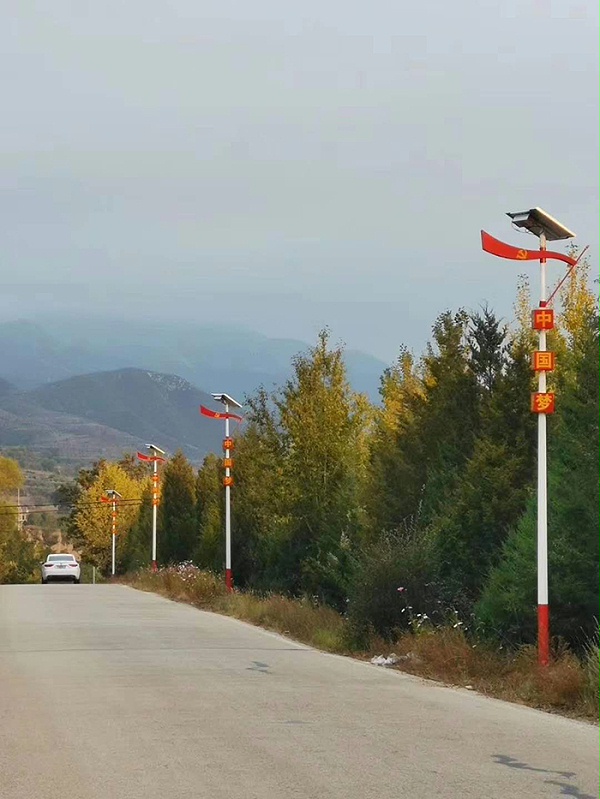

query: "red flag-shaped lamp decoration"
xmin=137 ymin=451 xmax=166 ymax=463
xmin=200 ymin=405 xmax=244 ymax=422
xmin=481 ymin=231 xmax=577 ymax=266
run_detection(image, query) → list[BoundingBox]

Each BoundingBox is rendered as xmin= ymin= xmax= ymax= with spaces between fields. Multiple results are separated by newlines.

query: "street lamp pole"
xmin=201 ymin=393 xmax=243 ymax=593
xmin=137 ymin=445 xmax=166 ymax=572
xmin=481 ymin=207 xmax=577 ymax=666
xmin=537 ymin=233 xmax=549 ymax=665
xmin=104 ymin=489 xmax=122 ymax=577
xmin=111 ymin=495 xmax=117 ymax=576
xmin=224 ymin=403 xmax=233 ymax=592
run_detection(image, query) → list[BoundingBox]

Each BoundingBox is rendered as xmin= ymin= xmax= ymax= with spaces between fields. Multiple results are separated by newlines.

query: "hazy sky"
xmin=1 ymin=0 xmax=597 ymax=362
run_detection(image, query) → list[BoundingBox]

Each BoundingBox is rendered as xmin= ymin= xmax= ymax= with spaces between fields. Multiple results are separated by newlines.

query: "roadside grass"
xmin=127 ymin=564 xmax=347 ymax=652
xmin=124 ymin=565 xmax=599 ymax=722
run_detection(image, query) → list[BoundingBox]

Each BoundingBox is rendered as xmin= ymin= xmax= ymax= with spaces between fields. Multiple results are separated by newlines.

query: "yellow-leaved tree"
xmin=71 ymin=461 xmax=148 ymax=572
xmin=0 ymin=455 xmax=42 ymax=583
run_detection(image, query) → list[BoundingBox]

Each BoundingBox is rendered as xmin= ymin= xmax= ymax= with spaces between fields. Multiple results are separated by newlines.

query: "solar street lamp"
xmin=482 ymin=207 xmax=577 ymax=666
xmin=202 ymin=393 xmax=243 ymax=592
xmin=137 ymin=445 xmax=166 ymax=572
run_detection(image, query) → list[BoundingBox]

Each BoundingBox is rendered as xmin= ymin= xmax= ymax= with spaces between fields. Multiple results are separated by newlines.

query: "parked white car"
xmin=41 ymin=554 xmax=81 ymax=584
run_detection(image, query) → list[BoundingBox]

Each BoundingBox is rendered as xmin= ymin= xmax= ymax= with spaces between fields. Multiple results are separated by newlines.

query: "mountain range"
xmin=0 ymin=317 xmax=388 ymax=467
xmin=0 ymin=317 xmax=386 ymax=399
xmin=0 ymin=368 xmax=228 ymax=465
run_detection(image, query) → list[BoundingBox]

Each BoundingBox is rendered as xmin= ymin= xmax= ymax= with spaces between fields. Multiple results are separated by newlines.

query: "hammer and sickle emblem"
xmin=516 ymin=249 xmax=528 ymax=260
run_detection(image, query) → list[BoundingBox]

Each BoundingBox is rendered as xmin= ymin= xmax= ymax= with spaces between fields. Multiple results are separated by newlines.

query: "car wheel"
xmin=42 ymin=578 xmax=47 ymax=584
xmin=74 ymin=578 xmax=80 ymax=584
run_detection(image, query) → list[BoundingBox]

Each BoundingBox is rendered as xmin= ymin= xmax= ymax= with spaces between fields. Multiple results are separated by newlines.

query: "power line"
xmin=0 ymin=498 xmax=143 ymax=515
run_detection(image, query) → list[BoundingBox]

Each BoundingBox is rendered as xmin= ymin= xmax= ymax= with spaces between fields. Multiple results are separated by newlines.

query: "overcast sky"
xmin=1 ymin=0 xmax=597 ymax=362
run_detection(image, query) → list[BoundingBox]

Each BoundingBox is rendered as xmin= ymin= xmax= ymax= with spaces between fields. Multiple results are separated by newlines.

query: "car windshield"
xmin=47 ymin=555 xmax=76 ymax=562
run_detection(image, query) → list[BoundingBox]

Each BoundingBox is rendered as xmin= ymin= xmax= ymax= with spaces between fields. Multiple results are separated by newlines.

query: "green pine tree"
xmin=158 ymin=451 xmax=197 ymax=564
xmin=433 ymin=312 xmax=536 ymax=608
xmin=477 ymin=304 xmax=599 ymax=647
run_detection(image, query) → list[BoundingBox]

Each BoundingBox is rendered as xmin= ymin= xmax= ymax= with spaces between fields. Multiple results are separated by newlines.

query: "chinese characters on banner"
xmin=531 ymin=392 xmax=556 ymax=414
xmin=531 ymin=308 xmax=554 ymax=330
xmin=531 ymin=351 xmax=556 ymax=372
xmin=531 ymin=306 xmax=555 ymax=414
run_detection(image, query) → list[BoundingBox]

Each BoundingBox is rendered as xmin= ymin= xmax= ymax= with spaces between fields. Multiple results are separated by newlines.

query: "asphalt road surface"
xmin=1 ymin=585 xmax=597 ymax=799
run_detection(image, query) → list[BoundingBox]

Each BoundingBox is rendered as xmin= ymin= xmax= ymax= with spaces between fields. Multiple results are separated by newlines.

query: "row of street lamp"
xmin=105 ymin=392 xmax=242 ymax=590
xmin=104 ymin=207 xmax=579 ymax=668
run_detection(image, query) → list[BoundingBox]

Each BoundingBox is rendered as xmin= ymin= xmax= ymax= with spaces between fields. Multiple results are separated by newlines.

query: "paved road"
xmin=0 ymin=585 xmax=597 ymax=799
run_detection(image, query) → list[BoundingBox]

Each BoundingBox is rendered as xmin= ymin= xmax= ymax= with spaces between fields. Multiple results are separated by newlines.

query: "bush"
xmin=345 ymin=528 xmax=439 ymax=646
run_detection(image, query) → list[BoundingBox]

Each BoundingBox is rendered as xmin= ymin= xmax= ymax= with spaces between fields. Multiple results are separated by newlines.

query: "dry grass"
xmin=125 ymin=566 xmax=599 ymax=722
xmin=128 ymin=565 xmax=346 ymax=653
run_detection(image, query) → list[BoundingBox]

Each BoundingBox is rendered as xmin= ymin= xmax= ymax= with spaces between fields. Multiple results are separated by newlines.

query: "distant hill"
xmin=0 ymin=368 xmax=226 ymax=465
xmin=30 ymin=368 xmax=223 ymax=458
xmin=0 ymin=317 xmax=387 ymax=400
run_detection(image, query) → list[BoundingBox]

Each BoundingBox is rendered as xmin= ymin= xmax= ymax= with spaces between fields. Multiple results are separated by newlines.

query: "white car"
xmin=41 ymin=554 xmax=81 ymax=584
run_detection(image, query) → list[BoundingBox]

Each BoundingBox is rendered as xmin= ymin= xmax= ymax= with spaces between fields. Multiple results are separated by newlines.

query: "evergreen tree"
xmin=366 ymin=349 xmax=425 ymax=534
xmin=158 ymin=451 xmax=197 ymax=564
xmin=195 ymin=453 xmax=223 ymax=572
xmin=274 ymin=330 xmax=370 ymax=605
xmin=122 ymin=487 xmax=153 ymax=571
xmin=433 ymin=313 xmax=536 ymax=608
xmin=477 ymin=300 xmax=598 ymax=646
xmin=417 ymin=310 xmax=480 ymax=524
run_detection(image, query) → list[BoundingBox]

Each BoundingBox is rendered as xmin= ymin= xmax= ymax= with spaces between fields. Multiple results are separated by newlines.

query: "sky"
xmin=1 ymin=0 xmax=597 ymax=363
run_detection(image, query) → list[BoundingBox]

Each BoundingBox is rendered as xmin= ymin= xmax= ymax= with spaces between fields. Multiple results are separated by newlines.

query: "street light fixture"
xmin=507 ymin=207 xmax=576 ymax=241
xmin=210 ymin=393 xmax=243 ymax=409
xmin=482 ymin=207 xmax=576 ymax=667
xmin=210 ymin=392 xmax=243 ymax=592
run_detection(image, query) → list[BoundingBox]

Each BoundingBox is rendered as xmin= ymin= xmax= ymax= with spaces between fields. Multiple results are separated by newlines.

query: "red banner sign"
xmin=531 ymin=392 xmax=556 ymax=414
xmin=200 ymin=405 xmax=243 ymax=422
xmin=137 ymin=452 xmax=166 ymax=463
xmin=531 ymin=351 xmax=556 ymax=372
xmin=532 ymin=308 xmax=555 ymax=331
xmin=481 ymin=231 xmax=577 ymax=267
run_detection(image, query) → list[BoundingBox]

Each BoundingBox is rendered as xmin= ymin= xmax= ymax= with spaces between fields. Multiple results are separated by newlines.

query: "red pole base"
xmin=151 ymin=560 xmax=158 ymax=573
xmin=225 ymin=568 xmax=233 ymax=593
xmin=538 ymin=604 xmax=550 ymax=666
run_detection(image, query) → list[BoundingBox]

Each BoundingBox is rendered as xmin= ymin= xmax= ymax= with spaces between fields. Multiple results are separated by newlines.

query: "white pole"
xmin=92 ymin=565 xmax=96 ymax=585
xmin=152 ymin=458 xmax=158 ymax=572
xmin=111 ymin=497 xmax=117 ymax=577
xmin=537 ymin=232 xmax=549 ymax=666
xmin=224 ymin=405 xmax=232 ymax=592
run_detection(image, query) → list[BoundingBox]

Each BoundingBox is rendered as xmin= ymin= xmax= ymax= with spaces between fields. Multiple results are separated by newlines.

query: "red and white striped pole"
xmin=151 ymin=458 xmax=159 ymax=573
xmin=536 ymin=234 xmax=550 ymax=667
xmin=224 ymin=406 xmax=233 ymax=592
xmin=137 ymin=447 xmax=166 ymax=572
xmin=482 ymin=210 xmax=578 ymax=668
xmin=111 ymin=497 xmax=117 ymax=577
xmin=103 ymin=489 xmax=122 ymax=576
xmin=201 ymin=397 xmax=242 ymax=593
